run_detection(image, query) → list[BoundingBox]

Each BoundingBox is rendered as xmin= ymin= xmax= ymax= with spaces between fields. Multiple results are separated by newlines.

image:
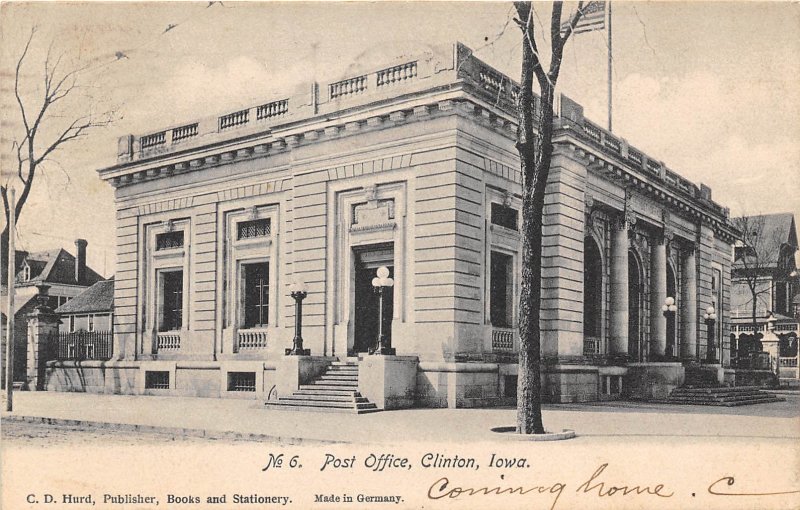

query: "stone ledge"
xmin=491 ymin=427 xmax=577 ymax=441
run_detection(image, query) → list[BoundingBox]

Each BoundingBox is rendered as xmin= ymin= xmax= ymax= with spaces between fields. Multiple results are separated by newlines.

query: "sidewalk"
xmin=3 ymin=390 xmax=798 ymax=444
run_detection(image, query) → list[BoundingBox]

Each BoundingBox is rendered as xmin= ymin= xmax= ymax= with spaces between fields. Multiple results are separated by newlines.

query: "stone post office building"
xmin=46 ymin=43 xmax=737 ymax=408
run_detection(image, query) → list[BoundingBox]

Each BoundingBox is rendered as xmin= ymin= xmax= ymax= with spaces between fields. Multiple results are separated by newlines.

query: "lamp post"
xmin=286 ymin=278 xmax=310 ymax=355
xmin=703 ymin=305 xmax=718 ymax=363
xmin=371 ymin=266 xmax=396 ymax=355
xmin=662 ymin=296 xmax=677 ymax=358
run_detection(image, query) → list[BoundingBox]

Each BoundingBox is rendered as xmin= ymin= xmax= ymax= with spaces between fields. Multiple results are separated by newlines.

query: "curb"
xmin=1 ymin=415 xmax=346 ymax=445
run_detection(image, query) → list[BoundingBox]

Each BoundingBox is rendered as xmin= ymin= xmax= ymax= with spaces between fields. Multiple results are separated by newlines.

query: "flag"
xmin=561 ymin=1 xmax=606 ymax=36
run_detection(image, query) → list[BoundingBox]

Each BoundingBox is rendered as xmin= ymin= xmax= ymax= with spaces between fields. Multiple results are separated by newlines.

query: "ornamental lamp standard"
xmin=286 ymin=278 xmax=310 ymax=355
xmin=371 ymin=266 xmax=396 ymax=355
xmin=704 ymin=305 xmax=718 ymax=363
xmin=662 ymin=297 xmax=678 ymax=357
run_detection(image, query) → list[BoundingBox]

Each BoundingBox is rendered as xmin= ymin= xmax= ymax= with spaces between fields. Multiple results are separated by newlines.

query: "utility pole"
xmin=5 ymin=188 xmax=16 ymax=411
xmin=607 ymin=1 xmax=613 ymax=132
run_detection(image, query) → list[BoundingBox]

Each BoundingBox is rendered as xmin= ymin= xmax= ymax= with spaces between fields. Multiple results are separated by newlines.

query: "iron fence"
xmin=56 ymin=331 xmax=113 ymax=360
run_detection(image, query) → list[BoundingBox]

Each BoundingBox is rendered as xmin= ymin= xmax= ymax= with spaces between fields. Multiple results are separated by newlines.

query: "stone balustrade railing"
xmin=238 ymin=329 xmax=268 ymax=350
xmin=330 ymin=74 xmax=368 ymax=99
xmin=156 ymin=332 xmax=181 ymax=351
xmin=219 ymin=108 xmax=250 ymax=131
xmin=256 ymin=99 xmax=289 ymax=120
xmin=172 ymin=123 xmax=198 ymax=143
xmin=114 ymin=42 xmax=731 ymax=222
xmin=583 ymin=336 xmax=600 ymax=355
xmin=140 ymin=131 xmax=166 ymax=150
xmin=492 ymin=328 xmax=515 ymax=351
xmin=377 ymin=61 xmax=417 ymax=87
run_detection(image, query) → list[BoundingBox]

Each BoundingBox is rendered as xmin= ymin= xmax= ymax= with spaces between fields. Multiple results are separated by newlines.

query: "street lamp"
xmin=370 ymin=266 xmax=396 ymax=355
xmin=704 ymin=305 xmax=718 ymax=363
xmin=285 ymin=278 xmax=310 ymax=355
xmin=662 ymin=296 xmax=678 ymax=358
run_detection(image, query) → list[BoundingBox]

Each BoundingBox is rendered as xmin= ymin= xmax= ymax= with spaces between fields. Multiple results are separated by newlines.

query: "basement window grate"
xmin=227 ymin=372 xmax=256 ymax=392
xmin=144 ymin=371 xmax=170 ymax=390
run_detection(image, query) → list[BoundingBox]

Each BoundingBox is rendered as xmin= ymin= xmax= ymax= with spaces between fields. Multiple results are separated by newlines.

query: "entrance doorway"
xmin=352 ymin=244 xmax=394 ymax=354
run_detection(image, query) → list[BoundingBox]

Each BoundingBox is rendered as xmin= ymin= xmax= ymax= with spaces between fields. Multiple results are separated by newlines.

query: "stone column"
xmin=650 ymin=234 xmax=668 ymax=358
xmin=26 ymin=285 xmax=60 ymax=391
xmin=681 ymin=248 xmax=698 ymax=359
xmin=609 ymin=217 xmax=629 ymax=355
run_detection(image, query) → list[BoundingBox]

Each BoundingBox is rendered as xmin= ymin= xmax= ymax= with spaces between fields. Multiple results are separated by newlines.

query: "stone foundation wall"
xmin=541 ymin=366 xmax=602 ymax=403
xmin=723 ymin=368 xmax=778 ymax=388
xmin=624 ymin=362 xmax=685 ymax=399
xmin=45 ymin=361 xmax=277 ymax=400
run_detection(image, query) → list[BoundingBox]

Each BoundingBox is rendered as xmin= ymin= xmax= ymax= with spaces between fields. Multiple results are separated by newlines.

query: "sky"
xmin=1 ymin=1 xmax=799 ymax=276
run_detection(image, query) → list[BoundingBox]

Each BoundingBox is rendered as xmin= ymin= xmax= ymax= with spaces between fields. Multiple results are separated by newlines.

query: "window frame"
xmin=222 ymin=204 xmax=280 ymax=353
xmin=158 ymin=269 xmax=185 ymax=332
xmin=143 ymin=218 xmax=191 ymax=352
xmin=240 ymin=260 xmax=270 ymax=329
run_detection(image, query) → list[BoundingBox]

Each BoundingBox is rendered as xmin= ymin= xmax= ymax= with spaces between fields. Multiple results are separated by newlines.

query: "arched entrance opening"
xmin=583 ymin=237 xmax=603 ymax=354
xmin=628 ymin=252 xmax=643 ymax=360
xmin=666 ymin=263 xmax=677 ymax=357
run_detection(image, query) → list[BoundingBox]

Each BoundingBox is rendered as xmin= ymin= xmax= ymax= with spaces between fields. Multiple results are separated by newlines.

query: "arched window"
xmin=583 ymin=237 xmax=603 ymax=354
xmin=628 ymin=252 xmax=643 ymax=360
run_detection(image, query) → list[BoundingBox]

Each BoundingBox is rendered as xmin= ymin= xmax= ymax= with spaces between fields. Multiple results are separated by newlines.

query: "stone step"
xmin=278 ymin=394 xmax=370 ymax=403
xmin=318 ymin=373 xmax=359 ymax=380
xmin=264 ymin=402 xmax=380 ymax=414
xmin=326 ymin=366 xmax=359 ymax=372
xmin=267 ymin=399 xmax=377 ymax=410
xmin=669 ymin=393 xmax=777 ymax=403
xmin=677 ymin=386 xmax=762 ymax=394
xmin=302 ymin=382 xmax=358 ymax=390
xmin=294 ymin=389 xmax=360 ymax=397
xmin=662 ymin=397 xmax=783 ymax=407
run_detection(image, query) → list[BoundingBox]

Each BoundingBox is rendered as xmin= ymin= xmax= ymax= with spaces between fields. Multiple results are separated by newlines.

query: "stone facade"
xmin=44 ymin=43 xmax=738 ymax=406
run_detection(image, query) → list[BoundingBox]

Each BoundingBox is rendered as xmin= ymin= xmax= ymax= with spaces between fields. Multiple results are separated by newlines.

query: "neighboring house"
xmin=0 ymin=239 xmax=104 ymax=385
xmin=731 ymin=213 xmax=799 ymax=357
xmin=55 ymin=278 xmax=114 ymax=333
xmin=53 ymin=279 xmax=115 ymax=361
xmin=48 ymin=43 xmax=737 ymax=406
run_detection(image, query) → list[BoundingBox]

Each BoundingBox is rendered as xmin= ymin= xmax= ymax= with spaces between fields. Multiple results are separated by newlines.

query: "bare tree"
xmin=513 ymin=1 xmax=584 ymax=434
xmin=1 ymin=28 xmax=113 ymax=283
xmin=731 ymin=214 xmax=793 ymax=352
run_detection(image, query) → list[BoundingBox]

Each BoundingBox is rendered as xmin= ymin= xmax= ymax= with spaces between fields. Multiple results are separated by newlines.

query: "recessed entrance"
xmin=352 ymin=244 xmax=394 ymax=354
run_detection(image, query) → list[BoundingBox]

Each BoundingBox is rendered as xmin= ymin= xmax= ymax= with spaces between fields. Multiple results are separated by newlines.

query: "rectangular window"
xmin=227 ymin=372 xmax=256 ymax=392
xmin=58 ymin=296 xmax=69 ymax=307
xmin=237 ymin=219 xmax=271 ymax=240
xmin=160 ymin=271 xmax=183 ymax=331
xmin=504 ymin=375 xmax=518 ymax=398
xmin=88 ymin=315 xmax=95 ymax=332
xmin=156 ymin=231 xmax=184 ymax=250
xmin=243 ymin=263 xmax=269 ymax=328
xmin=144 ymin=371 xmax=170 ymax=389
xmin=775 ymin=281 xmax=788 ymax=315
xmin=490 ymin=251 xmax=514 ymax=328
xmin=491 ymin=203 xmax=519 ymax=231
xmin=69 ymin=316 xmax=75 ymax=333
xmin=85 ymin=344 xmax=95 ymax=359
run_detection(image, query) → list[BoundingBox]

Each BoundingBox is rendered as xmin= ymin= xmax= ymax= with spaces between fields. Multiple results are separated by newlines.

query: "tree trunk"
xmin=515 ymin=21 xmax=557 ymax=433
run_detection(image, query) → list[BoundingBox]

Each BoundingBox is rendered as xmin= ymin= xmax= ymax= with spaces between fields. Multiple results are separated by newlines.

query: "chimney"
xmin=75 ymin=239 xmax=88 ymax=284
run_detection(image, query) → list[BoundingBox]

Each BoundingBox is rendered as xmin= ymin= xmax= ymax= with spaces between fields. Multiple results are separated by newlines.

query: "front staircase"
xmin=264 ymin=360 xmax=379 ymax=414
xmin=662 ymin=386 xmax=784 ymax=406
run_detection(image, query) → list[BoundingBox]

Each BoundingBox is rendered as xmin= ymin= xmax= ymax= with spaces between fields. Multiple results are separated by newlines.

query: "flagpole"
xmin=607 ymin=1 xmax=613 ymax=132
